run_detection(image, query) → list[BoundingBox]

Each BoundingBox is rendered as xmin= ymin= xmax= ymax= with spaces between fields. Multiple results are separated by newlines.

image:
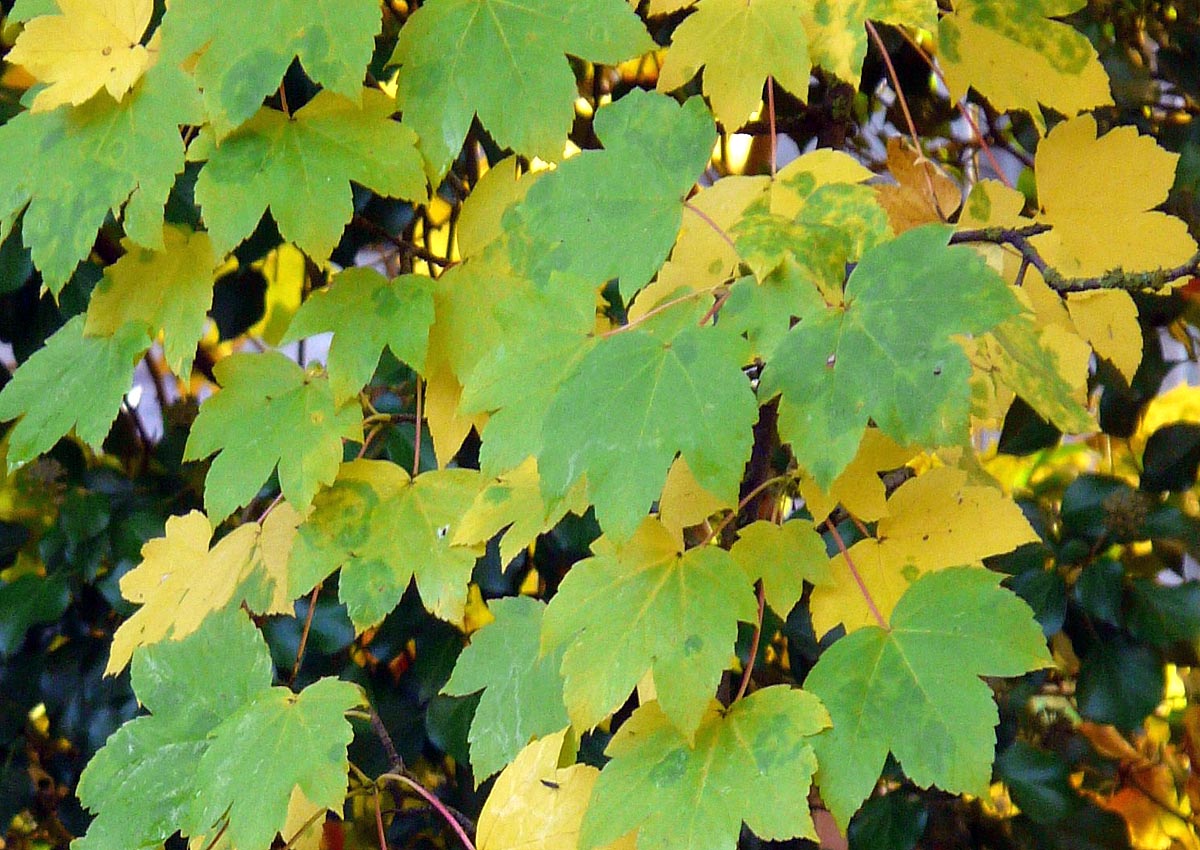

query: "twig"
xmin=734 ymin=581 xmax=766 ymax=702
xmin=378 ymin=773 xmax=476 ymax=850
xmin=369 ymin=706 xmax=404 ymax=773
xmin=352 ymin=215 xmax=454 ymax=268
xmin=827 ymin=522 xmax=888 ymax=630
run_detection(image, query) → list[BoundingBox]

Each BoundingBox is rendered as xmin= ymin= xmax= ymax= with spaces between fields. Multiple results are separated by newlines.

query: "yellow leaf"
xmin=7 ymin=0 xmax=155 ymax=113
xmin=421 ymin=348 xmax=482 ymax=469
xmin=658 ymin=0 xmax=811 ymax=128
xmin=658 ymin=456 xmax=731 ymax=542
xmin=799 ymin=428 xmax=915 ymax=523
xmin=461 ymin=583 xmax=495 ymax=633
xmin=939 ymin=0 xmax=1111 ymax=132
xmin=1066 ymin=289 xmax=1142 ymax=383
xmin=457 ymin=156 xmax=542 ymax=259
xmin=282 ymin=789 xmax=325 ymax=850
xmin=477 ymin=729 xmax=634 ymax=850
xmin=454 ymin=457 xmax=589 ymax=568
xmin=810 ymin=467 xmax=1038 ymax=637
xmin=251 ymin=243 xmax=307 ymax=346
xmin=958 ymin=179 xmax=1032 ymax=282
xmin=805 ymin=0 xmax=937 ymax=86
xmin=645 ymin=175 xmax=768 ymax=317
xmin=107 ymin=504 xmax=302 ymax=674
xmin=875 ymin=138 xmax=961 ymax=232
xmin=1031 ymin=115 xmax=1197 ymax=277
xmin=769 ymin=148 xmax=875 ymax=218
xmin=646 ymin=0 xmax=695 ymax=13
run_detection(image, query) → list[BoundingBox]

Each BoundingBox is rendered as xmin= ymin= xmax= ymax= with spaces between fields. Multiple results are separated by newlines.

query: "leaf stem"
xmin=373 ymin=788 xmax=389 ymax=850
xmin=378 ymin=773 xmax=477 ymax=850
xmin=412 ymin=375 xmax=424 ymax=477
xmin=826 ymin=522 xmax=888 ymax=630
xmin=703 ymin=473 xmax=793 ymax=545
xmin=289 ymin=584 xmax=322 ymax=685
xmin=600 ymin=286 xmax=721 ymax=338
xmin=683 ymin=200 xmax=738 ymax=253
xmin=281 ymin=805 xmax=327 ymax=850
xmin=352 ymin=215 xmax=455 ymax=268
xmin=734 ymin=580 xmax=765 ymax=702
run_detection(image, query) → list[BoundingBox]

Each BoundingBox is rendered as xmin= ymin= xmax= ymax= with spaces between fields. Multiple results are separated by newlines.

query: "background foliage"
xmin=1 ymin=1 xmax=1200 ymax=849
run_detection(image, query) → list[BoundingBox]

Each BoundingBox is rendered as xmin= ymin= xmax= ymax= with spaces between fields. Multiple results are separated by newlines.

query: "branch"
xmin=352 ymin=215 xmax=455 ymax=268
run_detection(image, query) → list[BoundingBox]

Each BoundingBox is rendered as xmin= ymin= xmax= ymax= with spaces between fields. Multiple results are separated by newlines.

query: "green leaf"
xmin=76 ymin=609 xmax=273 ymax=850
xmin=192 ymin=677 xmax=362 ymax=850
xmin=84 ymin=225 xmax=219 ymax=377
xmin=1126 ymin=579 xmax=1200 ymax=646
xmin=804 ymin=566 xmax=1052 ymax=828
xmin=288 ymin=460 xmax=483 ymax=630
xmin=459 ymin=277 xmax=597 ymax=476
xmin=541 ymin=518 xmax=757 ymax=737
xmin=760 ymin=225 xmax=1020 ymax=488
xmin=1075 ymin=635 xmax=1163 ymax=731
xmin=390 ymin=0 xmax=654 ymax=179
xmin=580 ymin=686 xmax=830 ymax=850
xmin=183 ymin=351 xmax=363 ymax=521
xmin=730 ymin=519 xmax=832 ymax=617
xmin=539 ymin=322 xmax=756 ymax=541
xmin=0 ymin=574 xmax=70 ymax=656
xmin=0 ymin=315 xmax=148 ymax=469
xmin=996 ymin=741 xmax=1079 ymax=825
xmin=282 ymin=267 xmax=436 ymax=402
xmin=159 ymin=0 xmax=383 ymax=134
xmin=442 ymin=596 xmax=569 ymax=781
xmin=657 ymin=0 xmax=812 ymax=128
xmin=504 ymin=90 xmax=717 ymax=300
xmin=0 ymin=63 xmax=201 ymax=291
xmin=191 ymin=90 xmax=426 ymax=261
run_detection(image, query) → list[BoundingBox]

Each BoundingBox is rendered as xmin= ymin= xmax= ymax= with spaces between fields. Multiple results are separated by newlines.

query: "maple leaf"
xmin=875 ymin=138 xmax=962 ymax=231
xmin=452 ymin=458 xmax=589 ymax=569
xmin=282 ymin=267 xmax=436 ymax=402
xmin=503 ymin=90 xmax=717 ymax=301
xmin=477 ymin=730 xmax=628 ymax=850
xmin=939 ymin=0 xmax=1112 ymax=132
xmin=458 ymin=276 xmax=598 ymax=477
xmin=288 ymin=460 xmax=483 ymax=630
xmin=76 ymin=609 xmax=273 ymax=850
xmin=0 ymin=61 xmax=201 ymax=291
xmin=730 ymin=520 xmax=833 ymax=617
xmin=805 ymin=567 xmax=1052 ymax=828
xmin=580 ymin=687 xmax=830 ymax=850
xmin=7 ymin=0 xmax=155 ymax=113
xmin=442 ymin=597 xmax=570 ymax=781
xmin=658 ymin=0 xmax=811 ymax=128
xmin=541 ymin=518 xmax=757 ymax=737
xmin=390 ymin=0 xmax=654 ymax=179
xmin=1066 ymin=290 xmax=1142 ymax=382
xmin=759 ymin=224 xmax=1020 ymax=488
xmin=1030 ymin=114 xmax=1198 ymax=277
xmin=539 ymin=322 xmax=757 ymax=541
xmin=190 ymin=90 xmax=426 ymax=262
xmin=0 ymin=315 xmax=147 ymax=469
xmin=658 ymin=456 xmax=733 ymax=542
xmin=191 ymin=678 xmax=362 ymax=850
xmin=106 ymin=505 xmax=301 ymax=675
xmin=797 ymin=428 xmax=915 ymax=523
xmin=810 ymin=466 xmax=1038 ymax=637
xmin=183 ymin=352 xmax=363 ymax=522
xmin=84 ymin=225 xmax=218 ymax=377
xmin=157 ymin=0 xmax=382 ymax=134
xmin=805 ymin=0 xmax=937 ymax=86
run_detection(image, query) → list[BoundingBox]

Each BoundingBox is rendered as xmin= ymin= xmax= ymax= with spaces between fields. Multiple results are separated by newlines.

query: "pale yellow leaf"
xmin=647 ymin=0 xmax=695 ymax=13
xmin=457 ymin=156 xmax=542 ymax=259
xmin=8 ymin=0 xmax=155 ymax=112
xmin=1066 ymin=289 xmax=1142 ymax=382
xmin=1031 ymin=115 xmax=1197 ymax=277
xmin=422 ymin=348 xmax=484 ymax=469
xmin=477 ymin=729 xmax=634 ymax=850
xmin=282 ymin=788 xmax=325 ymax=850
xmin=658 ymin=0 xmax=811 ymax=128
xmin=810 ymin=466 xmax=1038 ymax=637
xmin=939 ymin=0 xmax=1112 ymax=132
xmin=658 ymin=455 xmax=732 ymax=543
xmin=107 ymin=504 xmax=301 ymax=674
xmin=251 ymin=243 xmax=307 ymax=346
xmin=453 ymin=457 xmax=589 ymax=568
xmin=730 ymin=519 xmax=832 ymax=616
xmin=875 ymin=138 xmax=961 ymax=232
xmin=461 ymin=583 xmax=495 ymax=633
xmin=769 ymin=148 xmax=875 ymax=218
xmin=799 ymin=428 xmax=915 ymax=523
